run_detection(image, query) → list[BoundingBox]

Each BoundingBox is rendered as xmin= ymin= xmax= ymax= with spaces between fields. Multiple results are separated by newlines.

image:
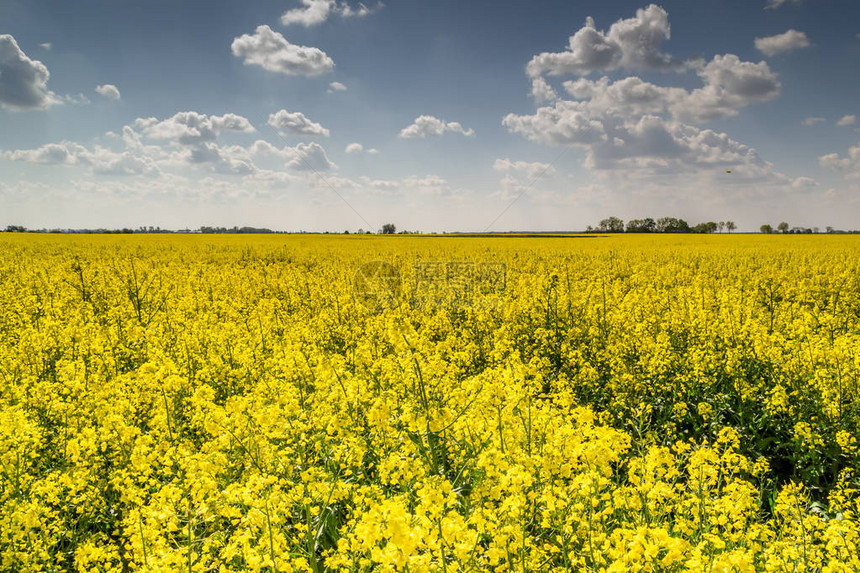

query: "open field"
xmin=1 ymin=233 xmax=859 ymax=572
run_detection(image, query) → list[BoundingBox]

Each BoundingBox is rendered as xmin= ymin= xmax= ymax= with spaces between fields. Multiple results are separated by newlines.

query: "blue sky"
xmin=1 ymin=0 xmax=859 ymax=232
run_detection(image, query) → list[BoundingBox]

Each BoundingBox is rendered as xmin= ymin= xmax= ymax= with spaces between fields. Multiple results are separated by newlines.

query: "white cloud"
xmin=504 ymin=97 xmax=781 ymax=179
xmin=562 ymin=76 xmax=685 ymax=117
xmin=837 ymin=114 xmax=857 ymax=127
xmin=64 ymin=93 xmax=90 ymax=105
xmin=791 ymin=176 xmax=818 ymax=189
xmin=231 ymin=25 xmax=334 ymax=76
xmin=0 ymin=34 xmax=60 ymax=111
xmin=281 ymin=0 xmax=334 ymax=26
xmin=674 ymin=54 xmax=781 ymax=122
xmin=267 ymin=109 xmax=330 ymax=136
xmin=399 ymin=115 xmax=475 ymax=138
xmin=506 ymin=5 xmax=787 ymax=187
xmin=39 ymin=43 xmax=51 ymax=51
xmin=820 ymin=146 xmax=860 ymax=178
xmin=285 ymin=142 xmax=337 ymax=171
xmin=338 ymin=2 xmax=379 ymax=18
xmin=281 ymin=0 xmax=380 ymax=26
xmin=95 ymin=84 xmax=121 ymax=100
xmin=502 ymin=101 xmax=607 ymax=146
xmin=134 ymin=111 xmax=255 ymax=145
xmin=1 ymin=111 xmax=353 ymax=190
xmin=10 ymin=112 xmax=261 ymax=176
xmin=530 ymin=77 xmax=557 ymax=103
xmin=5 ymin=141 xmax=160 ymax=176
xmin=248 ymin=139 xmax=295 ymax=159
xmin=755 ymin=30 xmax=810 ymax=56
xmin=526 ymin=5 xmax=681 ymax=78
xmin=345 ymin=142 xmax=378 ymax=154
xmin=802 ymin=116 xmax=825 ymax=126
xmin=328 ymin=81 xmax=347 ymax=92
xmin=493 ymin=158 xmax=556 ymax=178
xmin=5 ymin=142 xmax=80 ymax=164
xmin=181 ymin=143 xmax=256 ymax=174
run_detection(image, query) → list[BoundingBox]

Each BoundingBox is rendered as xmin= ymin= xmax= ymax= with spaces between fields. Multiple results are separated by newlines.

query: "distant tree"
xmin=4 ymin=225 xmax=27 ymax=232
xmin=726 ymin=221 xmax=736 ymax=233
xmin=597 ymin=217 xmax=625 ymax=232
xmin=760 ymin=224 xmax=773 ymax=234
xmin=826 ymin=226 xmax=834 ymax=234
xmin=655 ymin=217 xmax=690 ymax=233
xmin=381 ymin=223 xmax=396 ymax=234
xmin=777 ymin=221 xmax=790 ymax=234
xmin=718 ymin=221 xmax=726 ymax=233
xmin=692 ymin=221 xmax=718 ymax=234
xmin=626 ymin=218 xmax=656 ymax=233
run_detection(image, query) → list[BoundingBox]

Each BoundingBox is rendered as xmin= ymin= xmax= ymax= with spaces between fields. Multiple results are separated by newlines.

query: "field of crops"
xmin=1 ymin=233 xmax=859 ymax=572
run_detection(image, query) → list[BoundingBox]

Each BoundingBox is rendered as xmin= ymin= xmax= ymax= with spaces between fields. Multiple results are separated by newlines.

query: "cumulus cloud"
xmin=250 ymin=139 xmax=336 ymax=171
xmin=134 ymin=111 xmax=255 ymax=145
xmin=791 ymin=176 xmax=817 ymax=189
xmin=345 ymin=142 xmax=378 ymax=154
xmin=175 ymin=142 xmax=253 ymax=174
xmin=5 ymin=142 xmax=80 ymax=164
xmin=493 ymin=158 xmax=557 ymax=178
xmin=95 ymin=84 xmax=121 ymax=100
xmin=505 ymin=99 xmax=778 ymax=176
xmin=674 ymin=55 xmax=781 ymax=122
xmin=247 ymin=139 xmax=309 ymax=163
xmin=399 ymin=115 xmax=475 ymax=138
xmin=0 ymin=34 xmax=60 ymax=111
xmin=0 ymin=111 xmax=354 ymax=183
xmin=5 ymin=141 xmax=160 ymax=176
xmin=504 ymin=84 xmax=780 ymax=177
xmin=281 ymin=0 xmax=380 ymax=26
xmin=231 ymin=25 xmax=334 ymax=76
xmin=328 ymin=81 xmax=347 ymax=92
xmin=820 ymin=146 xmax=860 ymax=177
xmin=285 ymin=142 xmax=336 ymax=171
xmin=530 ymin=77 xmax=557 ymax=103
xmin=755 ymin=30 xmax=810 ymax=56
xmin=505 ymin=3 xmax=790 ymax=187
xmin=502 ymin=101 xmax=607 ymax=146
xmin=562 ymin=76 xmax=685 ymax=118
xmin=526 ymin=5 xmax=682 ymax=78
xmin=837 ymin=115 xmax=857 ymax=127
xmin=267 ymin=109 xmax=330 ymax=136
xmin=802 ymin=116 xmax=825 ymax=126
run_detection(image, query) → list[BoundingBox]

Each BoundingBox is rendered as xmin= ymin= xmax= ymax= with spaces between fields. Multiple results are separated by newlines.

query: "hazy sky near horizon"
xmin=1 ymin=0 xmax=859 ymax=232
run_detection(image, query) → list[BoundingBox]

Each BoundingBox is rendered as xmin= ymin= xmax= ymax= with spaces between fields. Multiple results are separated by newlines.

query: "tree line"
xmin=586 ymin=217 xmax=736 ymax=233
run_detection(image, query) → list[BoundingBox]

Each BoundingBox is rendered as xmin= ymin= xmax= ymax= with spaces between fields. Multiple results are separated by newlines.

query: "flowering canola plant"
xmin=1 ymin=232 xmax=859 ymax=572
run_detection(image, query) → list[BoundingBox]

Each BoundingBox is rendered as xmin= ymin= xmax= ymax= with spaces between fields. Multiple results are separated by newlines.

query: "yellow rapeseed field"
xmin=1 ymin=233 xmax=859 ymax=572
